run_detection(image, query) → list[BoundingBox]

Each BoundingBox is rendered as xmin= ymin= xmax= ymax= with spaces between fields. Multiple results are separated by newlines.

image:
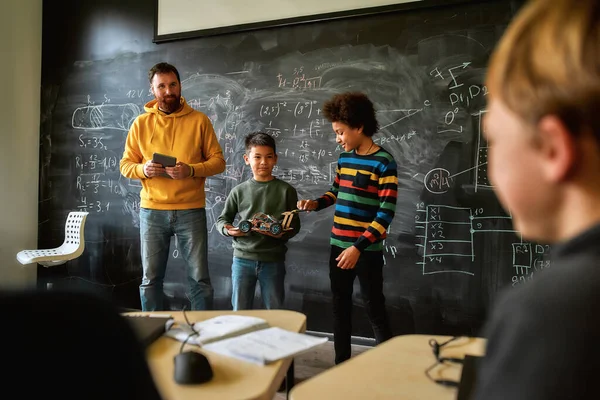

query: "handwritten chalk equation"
xmin=77 ymin=197 xmax=110 ymax=213
xmin=75 ymin=154 xmax=118 ymax=175
xmin=259 ymin=100 xmax=319 ymax=119
xmin=77 ymin=175 xmax=123 ymax=196
xmin=276 ymin=67 xmax=322 ymax=90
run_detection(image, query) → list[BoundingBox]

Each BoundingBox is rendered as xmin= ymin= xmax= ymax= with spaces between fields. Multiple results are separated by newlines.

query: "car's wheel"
xmin=270 ymin=223 xmax=282 ymax=235
xmin=239 ymin=220 xmax=252 ymax=233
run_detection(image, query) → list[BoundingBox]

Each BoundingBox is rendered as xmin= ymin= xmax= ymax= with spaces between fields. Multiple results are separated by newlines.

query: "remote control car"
xmin=238 ymin=210 xmax=298 ymax=235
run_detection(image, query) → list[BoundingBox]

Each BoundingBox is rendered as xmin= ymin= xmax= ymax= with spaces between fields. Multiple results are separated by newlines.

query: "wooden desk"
xmin=289 ymin=334 xmax=485 ymax=400
xmin=131 ymin=310 xmax=306 ymax=400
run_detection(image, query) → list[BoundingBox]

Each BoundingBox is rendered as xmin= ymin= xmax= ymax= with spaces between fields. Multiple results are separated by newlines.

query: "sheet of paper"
xmin=203 ymin=327 xmax=329 ymax=365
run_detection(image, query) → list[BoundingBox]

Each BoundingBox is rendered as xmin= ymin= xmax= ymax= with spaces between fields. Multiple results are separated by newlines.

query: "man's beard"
xmin=158 ymin=95 xmax=181 ymax=113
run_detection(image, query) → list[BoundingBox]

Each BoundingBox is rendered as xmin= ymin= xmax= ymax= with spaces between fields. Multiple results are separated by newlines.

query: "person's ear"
xmin=243 ymin=153 xmax=250 ymax=165
xmin=537 ymin=115 xmax=577 ymax=182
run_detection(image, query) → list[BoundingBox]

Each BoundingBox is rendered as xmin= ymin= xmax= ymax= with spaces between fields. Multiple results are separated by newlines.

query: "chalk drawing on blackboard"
xmin=377 ymin=108 xmax=423 ymax=131
xmin=448 ymin=161 xmax=488 ymax=180
xmin=512 ymin=242 xmax=532 ymax=273
xmin=78 ymin=133 xmax=108 ymax=150
xmin=119 ymin=192 xmax=141 ymax=228
xmin=415 ymin=202 xmax=530 ymax=277
xmin=72 ymin=103 xmax=140 ymax=132
xmin=447 ymin=61 xmax=472 ymax=90
xmin=74 ymin=153 xmax=118 ymax=176
xmin=474 ymin=110 xmax=491 ymax=192
xmin=276 ymin=70 xmax=322 ymax=90
xmin=205 ymin=185 xmax=228 ymax=234
xmin=77 ymin=173 xmax=122 ymax=196
xmin=470 ymin=210 xmax=517 ymax=234
xmin=416 ymin=204 xmax=475 ymax=276
xmin=424 ymin=168 xmax=453 ymax=194
xmin=511 ymin=242 xmax=552 ymax=287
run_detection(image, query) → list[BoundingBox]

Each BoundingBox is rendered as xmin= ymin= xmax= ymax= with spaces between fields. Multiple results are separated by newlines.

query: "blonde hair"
xmin=487 ymin=0 xmax=600 ymax=138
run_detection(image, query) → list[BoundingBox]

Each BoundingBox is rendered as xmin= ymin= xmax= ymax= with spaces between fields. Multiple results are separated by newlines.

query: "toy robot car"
xmin=237 ymin=210 xmax=298 ymax=235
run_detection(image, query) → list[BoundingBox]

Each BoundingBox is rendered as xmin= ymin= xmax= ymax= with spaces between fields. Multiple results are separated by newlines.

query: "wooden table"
xmin=130 ymin=310 xmax=306 ymax=400
xmin=289 ymin=334 xmax=485 ymax=400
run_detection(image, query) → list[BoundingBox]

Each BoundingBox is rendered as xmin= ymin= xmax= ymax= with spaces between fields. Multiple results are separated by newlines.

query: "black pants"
xmin=329 ymin=246 xmax=393 ymax=364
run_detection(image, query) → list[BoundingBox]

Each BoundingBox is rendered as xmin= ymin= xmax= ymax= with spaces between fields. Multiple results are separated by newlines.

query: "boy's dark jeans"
xmin=329 ymin=246 xmax=393 ymax=364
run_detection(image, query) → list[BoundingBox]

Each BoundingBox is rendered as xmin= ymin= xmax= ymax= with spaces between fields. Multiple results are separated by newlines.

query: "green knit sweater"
xmin=216 ymin=178 xmax=300 ymax=262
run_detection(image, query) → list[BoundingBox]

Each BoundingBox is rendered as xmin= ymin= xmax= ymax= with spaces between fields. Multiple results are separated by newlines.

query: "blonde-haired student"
xmin=473 ymin=1 xmax=600 ymax=399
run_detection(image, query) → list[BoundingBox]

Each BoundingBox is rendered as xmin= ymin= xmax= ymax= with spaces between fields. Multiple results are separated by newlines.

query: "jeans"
xmin=329 ymin=246 xmax=393 ymax=364
xmin=139 ymin=208 xmax=213 ymax=311
xmin=231 ymin=257 xmax=285 ymax=310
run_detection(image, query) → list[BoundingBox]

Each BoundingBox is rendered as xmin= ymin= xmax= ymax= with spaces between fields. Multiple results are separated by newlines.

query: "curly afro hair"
xmin=322 ymin=92 xmax=379 ymax=137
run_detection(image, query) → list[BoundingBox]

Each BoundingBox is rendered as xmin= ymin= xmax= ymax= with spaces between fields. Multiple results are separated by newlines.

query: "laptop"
xmin=123 ymin=314 xmax=173 ymax=348
xmin=456 ymin=354 xmax=483 ymax=400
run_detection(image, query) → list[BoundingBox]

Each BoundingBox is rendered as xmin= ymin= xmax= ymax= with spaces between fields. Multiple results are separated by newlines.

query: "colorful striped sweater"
xmin=316 ymin=147 xmax=398 ymax=252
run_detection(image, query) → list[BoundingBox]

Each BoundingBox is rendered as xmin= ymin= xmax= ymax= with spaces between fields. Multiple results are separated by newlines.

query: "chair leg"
xmin=286 ymin=359 xmax=295 ymax=395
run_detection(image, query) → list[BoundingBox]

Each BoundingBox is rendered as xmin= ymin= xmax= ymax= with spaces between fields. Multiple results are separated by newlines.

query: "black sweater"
xmin=474 ymin=223 xmax=600 ymax=400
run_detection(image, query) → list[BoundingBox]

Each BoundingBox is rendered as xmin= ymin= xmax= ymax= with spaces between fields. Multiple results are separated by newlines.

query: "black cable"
xmin=182 ymin=305 xmax=194 ymax=327
xmin=179 ymin=330 xmax=199 ymax=354
xmin=424 ymin=336 xmax=463 ymax=388
xmin=429 ymin=337 xmax=464 ymax=364
xmin=178 ymin=305 xmax=199 ymax=354
xmin=424 ymin=360 xmax=460 ymax=388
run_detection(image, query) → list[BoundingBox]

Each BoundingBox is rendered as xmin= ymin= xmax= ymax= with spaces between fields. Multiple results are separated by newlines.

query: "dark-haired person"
xmin=120 ymin=62 xmax=226 ymax=311
xmin=216 ymin=132 xmax=300 ymax=311
xmin=297 ymin=92 xmax=398 ymax=364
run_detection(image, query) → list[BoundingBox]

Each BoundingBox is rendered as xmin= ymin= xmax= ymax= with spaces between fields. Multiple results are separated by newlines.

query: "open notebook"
xmin=164 ymin=314 xmax=270 ymax=346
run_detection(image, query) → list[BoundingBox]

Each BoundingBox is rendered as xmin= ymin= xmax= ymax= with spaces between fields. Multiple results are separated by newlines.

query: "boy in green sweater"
xmin=217 ymin=132 xmax=300 ymax=310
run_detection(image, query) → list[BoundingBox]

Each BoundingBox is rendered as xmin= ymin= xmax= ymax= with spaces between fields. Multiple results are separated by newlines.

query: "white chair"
xmin=17 ymin=211 xmax=89 ymax=267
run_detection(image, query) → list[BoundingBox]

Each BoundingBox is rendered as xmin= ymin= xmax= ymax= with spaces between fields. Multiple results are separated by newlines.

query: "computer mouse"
xmin=173 ymin=351 xmax=213 ymax=384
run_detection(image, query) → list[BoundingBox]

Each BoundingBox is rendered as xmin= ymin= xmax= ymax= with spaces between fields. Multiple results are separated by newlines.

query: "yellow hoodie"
xmin=120 ymin=96 xmax=226 ymax=210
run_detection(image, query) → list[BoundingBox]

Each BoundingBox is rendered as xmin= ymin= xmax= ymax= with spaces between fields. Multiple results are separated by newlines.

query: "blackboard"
xmin=39 ymin=0 xmax=546 ymax=338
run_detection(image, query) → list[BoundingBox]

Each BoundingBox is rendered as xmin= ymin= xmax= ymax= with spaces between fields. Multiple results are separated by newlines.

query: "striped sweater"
xmin=316 ymin=147 xmax=398 ymax=252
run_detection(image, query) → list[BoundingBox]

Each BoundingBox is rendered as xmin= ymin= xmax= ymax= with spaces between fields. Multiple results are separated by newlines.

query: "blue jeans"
xmin=231 ymin=257 xmax=285 ymax=310
xmin=139 ymin=208 xmax=213 ymax=311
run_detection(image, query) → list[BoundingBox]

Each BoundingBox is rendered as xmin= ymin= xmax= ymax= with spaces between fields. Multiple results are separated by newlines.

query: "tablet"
xmin=152 ymin=153 xmax=176 ymax=178
xmin=152 ymin=152 xmax=176 ymax=167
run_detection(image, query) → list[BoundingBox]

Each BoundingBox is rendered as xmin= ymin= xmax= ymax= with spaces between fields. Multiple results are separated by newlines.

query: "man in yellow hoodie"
xmin=120 ymin=62 xmax=226 ymax=311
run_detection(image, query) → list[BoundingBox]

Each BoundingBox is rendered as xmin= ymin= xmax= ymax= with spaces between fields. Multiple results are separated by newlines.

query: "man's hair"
xmin=487 ymin=0 xmax=600 ymax=140
xmin=245 ymin=132 xmax=276 ymax=154
xmin=148 ymin=62 xmax=181 ymax=84
xmin=322 ymin=92 xmax=379 ymax=137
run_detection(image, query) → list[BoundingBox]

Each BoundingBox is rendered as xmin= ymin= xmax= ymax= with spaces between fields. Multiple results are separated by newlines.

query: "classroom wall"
xmin=0 ymin=0 xmax=42 ymax=288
